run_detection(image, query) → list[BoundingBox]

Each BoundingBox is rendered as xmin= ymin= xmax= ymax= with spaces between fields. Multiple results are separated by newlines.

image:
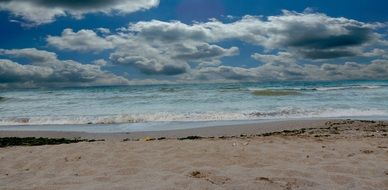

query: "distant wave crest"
xmin=298 ymin=85 xmax=383 ymax=91
xmin=250 ymin=89 xmax=300 ymax=96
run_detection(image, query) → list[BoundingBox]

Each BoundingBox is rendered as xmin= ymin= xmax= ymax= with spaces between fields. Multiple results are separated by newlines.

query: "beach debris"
xmin=64 ymin=156 xmax=82 ymax=162
xmin=190 ymin=170 xmax=202 ymax=178
xmin=232 ymin=142 xmax=237 ymax=147
xmin=256 ymin=177 xmax=274 ymax=183
xmin=189 ymin=170 xmax=230 ymax=185
xmin=347 ymin=153 xmax=356 ymax=157
xmin=87 ymin=139 xmax=104 ymax=142
xmin=360 ymin=150 xmax=374 ymax=154
xmin=243 ymin=142 xmax=249 ymax=146
xmin=143 ymin=137 xmax=155 ymax=141
xmin=0 ymin=137 xmax=92 ymax=147
xmin=219 ymin=136 xmax=228 ymax=139
xmin=178 ymin=136 xmax=203 ymax=140
xmin=157 ymin=137 xmax=166 ymax=140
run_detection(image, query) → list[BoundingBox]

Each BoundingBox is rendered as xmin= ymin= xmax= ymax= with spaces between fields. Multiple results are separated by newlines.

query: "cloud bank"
xmin=0 ymin=0 xmax=159 ymax=25
xmin=2 ymin=11 xmax=387 ymax=88
xmin=46 ymin=11 xmax=387 ymax=79
xmin=184 ymin=60 xmax=388 ymax=82
xmin=0 ymin=48 xmax=129 ymax=88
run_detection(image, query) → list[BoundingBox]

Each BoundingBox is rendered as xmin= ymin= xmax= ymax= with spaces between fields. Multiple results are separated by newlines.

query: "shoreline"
xmin=0 ymin=119 xmax=335 ymax=140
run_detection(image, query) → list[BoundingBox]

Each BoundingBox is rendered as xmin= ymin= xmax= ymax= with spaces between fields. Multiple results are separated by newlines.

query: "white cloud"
xmin=186 ymin=60 xmax=388 ymax=82
xmin=126 ymin=11 xmax=383 ymax=59
xmin=92 ymin=59 xmax=108 ymax=66
xmin=0 ymin=48 xmax=129 ymax=88
xmin=47 ymin=29 xmax=114 ymax=52
xmin=251 ymin=52 xmax=296 ymax=64
xmin=0 ymin=59 xmax=53 ymax=83
xmin=48 ymin=26 xmax=239 ymax=75
xmin=0 ymin=48 xmax=57 ymax=62
xmin=44 ymin=11 xmax=387 ymax=80
xmin=0 ymin=0 xmax=159 ymax=26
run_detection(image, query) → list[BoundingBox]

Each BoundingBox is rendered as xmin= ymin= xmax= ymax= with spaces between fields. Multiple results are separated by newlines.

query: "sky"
xmin=0 ymin=0 xmax=387 ymax=88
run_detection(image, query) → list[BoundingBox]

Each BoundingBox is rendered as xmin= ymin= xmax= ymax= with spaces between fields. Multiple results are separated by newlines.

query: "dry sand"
xmin=0 ymin=120 xmax=387 ymax=190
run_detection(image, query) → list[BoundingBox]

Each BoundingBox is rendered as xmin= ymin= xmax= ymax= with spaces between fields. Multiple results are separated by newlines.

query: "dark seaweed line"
xmin=0 ymin=137 xmax=103 ymax=147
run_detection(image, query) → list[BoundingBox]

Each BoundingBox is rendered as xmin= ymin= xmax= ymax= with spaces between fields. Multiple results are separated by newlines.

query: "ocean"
xmin=0 ymin=80 xmax=387 ymax=133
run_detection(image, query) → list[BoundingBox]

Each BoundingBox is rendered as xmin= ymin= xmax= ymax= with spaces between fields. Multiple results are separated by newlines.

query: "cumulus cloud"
xmin=109 ymin=47 xmax=191 ymax=75
xmin=251 ymin=52 xmax=296 ymax=64
xmin=0 ymin=48 xmax=129 ymax=88
xmin=0 ymin=48 xmax=57 ymax=62
xmin=125 ymin=11 xmax=383 ymax=59
xmin=186 ymin=59 xmax=388 ymax=82
xmin=110 ymin=41 xmax=238 ymax=75
xmin=48 ymin=26 xmax=239 ymax=75
xmin=47 ymin=29 xmax=114 ymax=52
xmin=0 ymin=59 xmax=53 ymax=83
xmin=92 ymin=59 xmax=108 ymax=66
xmin=45 ymin=11 xmax=387 ymax=79
xmin=0 ymin=0 xmax=159 ymax=25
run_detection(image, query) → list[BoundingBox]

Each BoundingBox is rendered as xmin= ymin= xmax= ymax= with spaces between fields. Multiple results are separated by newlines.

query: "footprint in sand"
xmin=256 ymin=177 xmax=318 ymax=190
xmin=189 ymin=170 xmax=230 ymax=185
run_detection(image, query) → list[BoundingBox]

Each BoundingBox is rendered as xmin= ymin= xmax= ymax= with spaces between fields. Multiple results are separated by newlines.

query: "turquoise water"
xmin=0 ymin=80 xmax=387 ymax=132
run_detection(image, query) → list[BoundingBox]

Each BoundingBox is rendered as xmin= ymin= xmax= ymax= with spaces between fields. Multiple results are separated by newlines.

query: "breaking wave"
xmin=1 ymin=108 xmax=387 ymax=126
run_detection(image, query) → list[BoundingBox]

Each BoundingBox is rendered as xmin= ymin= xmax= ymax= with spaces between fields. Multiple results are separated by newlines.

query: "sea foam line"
xmin=0 ymin=108 xmax=387 ymax=126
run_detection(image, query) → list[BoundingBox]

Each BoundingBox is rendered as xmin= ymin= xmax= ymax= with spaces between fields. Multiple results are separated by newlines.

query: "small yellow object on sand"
xmin=143 ymin=137 xmax=154 ymax=141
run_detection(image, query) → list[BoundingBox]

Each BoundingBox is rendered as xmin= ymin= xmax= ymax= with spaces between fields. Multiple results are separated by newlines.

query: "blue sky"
xmin=0 ymin=0 xmax=387 ymax=88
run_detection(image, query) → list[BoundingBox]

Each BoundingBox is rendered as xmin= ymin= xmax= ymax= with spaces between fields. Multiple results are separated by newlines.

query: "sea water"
xmin=0 ymin=80 xmax=387 ymax=132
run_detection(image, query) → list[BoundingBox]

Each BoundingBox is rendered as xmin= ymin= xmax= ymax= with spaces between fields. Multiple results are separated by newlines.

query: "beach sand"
xmin=0 ymin=120 xmax=387 ymax=190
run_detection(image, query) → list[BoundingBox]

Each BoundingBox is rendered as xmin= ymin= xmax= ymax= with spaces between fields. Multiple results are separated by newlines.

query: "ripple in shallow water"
xmin=251 ymin=90 xmax=300 ymax=96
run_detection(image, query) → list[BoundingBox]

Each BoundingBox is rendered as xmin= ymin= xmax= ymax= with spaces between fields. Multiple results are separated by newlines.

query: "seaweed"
xmin=178 ymin=136 xmax=203 ymax=140
xmin=0 ymin=137 xmax=100 ymax=147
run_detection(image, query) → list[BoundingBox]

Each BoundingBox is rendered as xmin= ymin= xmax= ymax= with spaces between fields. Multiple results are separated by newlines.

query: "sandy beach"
xmin=0 ymin=120 xmax=387 ymax=190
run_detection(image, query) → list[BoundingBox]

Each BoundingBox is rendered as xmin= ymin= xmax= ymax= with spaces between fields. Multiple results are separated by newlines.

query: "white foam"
xmin=315 ymin=85 xmax=382 ymax=91
xmin=0 ymin=108 xmax=387 ymax=126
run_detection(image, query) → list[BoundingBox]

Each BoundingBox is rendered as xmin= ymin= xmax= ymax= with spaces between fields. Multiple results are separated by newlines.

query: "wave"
xmin=249 ymin=107 xmax=388 ymax=118
xmin=247 ymin=85 xmax=384 ymax=94
xmin=0 ymin=112 xmax=252 ymax=126
xmin=0 ymin=115 xmax=143 ymax=126
xmin=0 ymin=108 xmax=387 ymax=126
xmin=159 ymin=87 xmax=176 ymax=93
xmin=312 ymin=85 xmax=382 ymax=91
xmin=295 ymin=85 xmax=383 ymax=91
xmin=250 ymin=89 xmax=301 ymax=96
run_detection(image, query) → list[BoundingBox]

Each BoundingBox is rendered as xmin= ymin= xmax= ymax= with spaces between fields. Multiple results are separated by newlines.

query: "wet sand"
xmin=0 ymin=120 xmax=387 ymax=190
xmin=0 ymin=120 xmax=331 ymax=140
